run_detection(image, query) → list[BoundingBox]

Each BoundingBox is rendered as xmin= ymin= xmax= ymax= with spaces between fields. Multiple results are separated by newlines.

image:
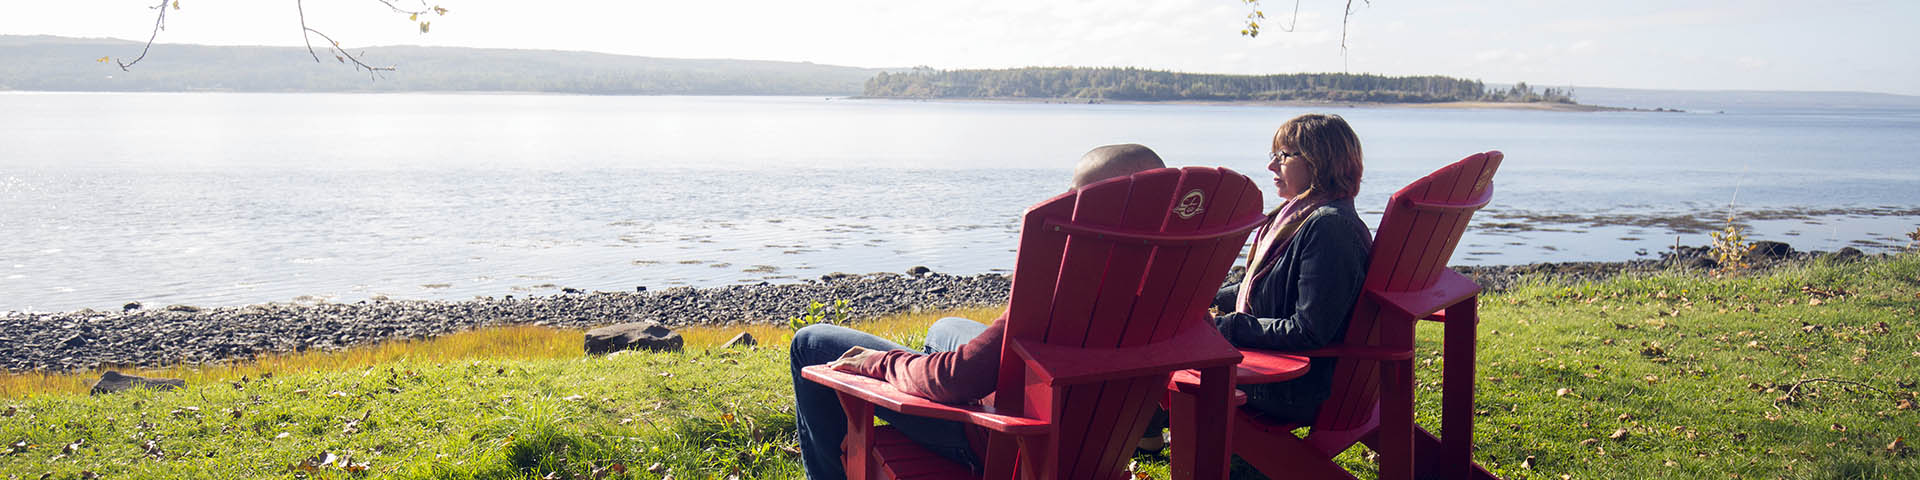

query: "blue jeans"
xmin=791 ymin=317 xmax=990 ymax=480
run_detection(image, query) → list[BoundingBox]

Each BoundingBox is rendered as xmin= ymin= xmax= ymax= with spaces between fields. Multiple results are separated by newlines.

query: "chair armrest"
xmin=1008 ymin=321 xmax=1242 ymax=387
xmin=1367 ymin=269 xmax=1481 ymax=320
xmin=800 ymin=365 xmax=1051 ymax=435
xmin=1287 ymin=345 xmax=1416 ymax=361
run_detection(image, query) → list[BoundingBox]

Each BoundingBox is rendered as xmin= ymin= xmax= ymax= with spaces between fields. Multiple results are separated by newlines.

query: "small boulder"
xmin=122 ymin=302 xmax=143 ymax=312
xmin=721 ymin=332 xmax=757 ymax=349
xmin=906 ymin=266 xmax=933 ymax=277
xmin=1685 ymin=256 xmax=1718 ymax=271
xmin=584 ymin=321 xmax=683 ymax=354
xmin=1750 ymin=241 xmax=1793 ymax=260
xmin=1827 ymin=247 xmax=1864 ymax=262
xmin=90 ymin=371 xmax=185 ymax=395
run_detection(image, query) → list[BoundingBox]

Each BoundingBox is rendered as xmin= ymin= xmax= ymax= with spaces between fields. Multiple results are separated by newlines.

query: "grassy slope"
xmin=2 ymin=257 xmax=1917 ymax=479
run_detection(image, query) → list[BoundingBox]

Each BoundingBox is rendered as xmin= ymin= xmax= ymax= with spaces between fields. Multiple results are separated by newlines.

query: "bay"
xmin=3 ymin=92 xmax=1917 ymax=313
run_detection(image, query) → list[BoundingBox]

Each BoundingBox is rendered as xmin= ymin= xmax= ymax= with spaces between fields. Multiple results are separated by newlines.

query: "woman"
xmin=1211 ymin=113 xmax=1373 ymax=424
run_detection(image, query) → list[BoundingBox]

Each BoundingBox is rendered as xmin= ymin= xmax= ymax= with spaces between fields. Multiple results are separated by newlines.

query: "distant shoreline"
xmin=849 ymin=95 xmax=1679 ymax=112
xmin=1 ymin=90 xmax=1681 ymax=112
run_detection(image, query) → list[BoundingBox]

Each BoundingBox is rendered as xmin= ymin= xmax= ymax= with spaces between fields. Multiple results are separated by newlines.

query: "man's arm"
xmin=832 ymin=311 xmax=1008 ymax=404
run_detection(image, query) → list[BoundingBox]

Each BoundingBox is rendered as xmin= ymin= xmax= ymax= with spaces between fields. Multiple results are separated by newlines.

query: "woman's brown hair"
xmin=1274 ymin=114 xmax=1364 ymax=200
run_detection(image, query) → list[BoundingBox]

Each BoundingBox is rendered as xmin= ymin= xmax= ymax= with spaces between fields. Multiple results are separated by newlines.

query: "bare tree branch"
xmin=115 ymin=0 xmax=173 ymax=71
xmin=298 ymin=0 xmax=395 ymax=80
xmin=1240 ymin=0 xmax=1368 ymax=71
xmin=114 ymin=0 xmax=448 ymax=80
xmin=1340 ymin=0 xmax=1371 ymax=56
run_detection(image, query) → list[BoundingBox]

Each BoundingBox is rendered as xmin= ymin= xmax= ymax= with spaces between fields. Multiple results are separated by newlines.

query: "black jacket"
xmin=1211 ymin=197 xmax=1371 ymax=424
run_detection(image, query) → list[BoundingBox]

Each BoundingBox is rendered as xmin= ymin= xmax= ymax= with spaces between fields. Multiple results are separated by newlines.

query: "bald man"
xmin=790 ymin=144 xmax=1167 ymax=480
xmin=1071 ymin=143 xmax=1166 ymax=189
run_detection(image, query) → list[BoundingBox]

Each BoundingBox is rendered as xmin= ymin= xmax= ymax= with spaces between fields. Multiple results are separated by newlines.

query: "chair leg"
xmin=1414 ymin=426 xmax=1502 ymax=480
xmin=1188 ymin=366 xmax=1235 ymax=480
xmin=1375 ymin=359 xmax=1415 ymax=480
xmin=1168 ymin=387 xmax=1199 ymax=479
xmin=982 ymin=434 xmax=1019 ymax=480
xmin=1440 ymin=298 xmax=1480 ymax=480
xmin=838 ymin=393 xmax=877 ymax=480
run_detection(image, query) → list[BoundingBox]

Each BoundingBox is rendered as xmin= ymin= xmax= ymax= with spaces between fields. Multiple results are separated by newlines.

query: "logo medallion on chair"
xmin=1173 ymin=189 xmax=1207 ymax=219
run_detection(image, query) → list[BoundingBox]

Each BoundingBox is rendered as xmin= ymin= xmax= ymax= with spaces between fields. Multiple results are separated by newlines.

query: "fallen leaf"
xmin=1609 ymin=428 xmax=1628 ymax=440
xmin=1521 ymin=455 xmax=1535 ymax=469
xmin=1808 ymin=298 xmax=1824 ymax=306
xmin=1 ymin=406 xmax=14 ymax=417
xmin=1579 ymin=438 xmax=1598 ymax=447
xmin=328 ymin=391 xmax=351 ymax=398
xmin=62 ymin=439 xmax=84 ymax=455
xmin=648 ymin=462 xmax=664 ymax=473
xmin=1556 ymin=388 xmax=1572 ymax=397
xmin=275 ymin=432 xmax=290 ymax=439
xmin=562 ymin=395 xmax=584 ymax=402
xmin=1831 ymin=423 xmax=1847 ymax=432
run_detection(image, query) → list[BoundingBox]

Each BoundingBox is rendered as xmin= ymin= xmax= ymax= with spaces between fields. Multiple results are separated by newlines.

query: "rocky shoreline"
xmin=0 ymin=242 xmax=1882 ymax=373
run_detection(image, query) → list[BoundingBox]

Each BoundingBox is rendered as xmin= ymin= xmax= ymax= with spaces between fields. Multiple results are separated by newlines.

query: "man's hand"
xmin=827 ymin=346 xmax=887 ymax=375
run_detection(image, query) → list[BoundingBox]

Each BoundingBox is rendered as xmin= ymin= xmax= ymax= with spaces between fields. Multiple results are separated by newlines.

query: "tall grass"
xmin=1 ymin=306 xmax=1005 ymax=399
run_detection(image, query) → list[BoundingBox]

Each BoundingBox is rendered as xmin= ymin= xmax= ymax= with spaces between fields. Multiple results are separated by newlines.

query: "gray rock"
xmin=907 ymin=266 xmax=933 ymax=277
xmin=1827 ymin=247 xmax=1864 ymax=262
xmin=721 ymin=332 xmax=757 ymax=349
xmin=583 ymin=321 xmax=683 ymax=354
xmin=90 ymin=371 xmax=185 ymax=395
xmin=1751 ymin=241 xmax=1793 ymax=260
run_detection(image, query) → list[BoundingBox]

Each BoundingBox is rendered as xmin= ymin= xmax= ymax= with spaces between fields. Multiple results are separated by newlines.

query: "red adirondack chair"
xmin=1168 ymin=151 xmax=1505 ymax=480
xmin=801 ymin=166 xmax=1269 ymax=480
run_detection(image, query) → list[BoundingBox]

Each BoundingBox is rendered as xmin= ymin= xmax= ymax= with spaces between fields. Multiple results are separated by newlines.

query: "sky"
xmin=5 ymin=0 xmax=1917 ymax=96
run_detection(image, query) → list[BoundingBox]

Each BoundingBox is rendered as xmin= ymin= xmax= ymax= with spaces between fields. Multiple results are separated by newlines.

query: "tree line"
xmin=864 ymin=67 xmax=1575 ymax=104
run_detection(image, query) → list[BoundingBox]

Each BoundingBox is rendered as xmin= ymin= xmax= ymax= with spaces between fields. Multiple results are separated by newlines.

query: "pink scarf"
xmin=1234 ymin=195 xmax=1333 ymax=313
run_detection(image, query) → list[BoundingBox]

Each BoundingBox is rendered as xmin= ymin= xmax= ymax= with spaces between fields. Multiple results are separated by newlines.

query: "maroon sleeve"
xmin=848 ymin=311 xmax=1007 ymax=404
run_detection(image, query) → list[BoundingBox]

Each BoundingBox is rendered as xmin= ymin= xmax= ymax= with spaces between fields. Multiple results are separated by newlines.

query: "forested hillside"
xmin=864 ymin=67 xmax=1575 ymax=103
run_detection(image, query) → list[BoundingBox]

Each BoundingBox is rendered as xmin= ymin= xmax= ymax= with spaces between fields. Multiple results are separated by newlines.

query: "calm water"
xmin=3 ymin=93 xmax=1918 ymax=313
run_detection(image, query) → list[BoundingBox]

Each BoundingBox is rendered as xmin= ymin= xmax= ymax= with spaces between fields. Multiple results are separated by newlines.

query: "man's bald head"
xmin=1071 ymin=143 xmax=1166 ymax=189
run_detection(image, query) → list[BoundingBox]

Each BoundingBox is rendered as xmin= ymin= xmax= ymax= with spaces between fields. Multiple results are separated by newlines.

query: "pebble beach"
xmin=0 ymin=242 xmax=1886 ymax=373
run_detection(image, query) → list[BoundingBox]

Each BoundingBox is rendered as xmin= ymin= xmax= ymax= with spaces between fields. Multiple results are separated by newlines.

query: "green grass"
xmin=2 ymin=258 xmax=1918 ymax=479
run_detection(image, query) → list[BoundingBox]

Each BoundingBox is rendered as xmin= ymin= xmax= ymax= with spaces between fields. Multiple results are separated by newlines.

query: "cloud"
xmin=1569 ymin=40 xmax=1596 ymax=52
xmin=1736 ymin=57 xmax=1771 ymax=69
xmin=1473 ymin=49 xmax=1530 ymax=63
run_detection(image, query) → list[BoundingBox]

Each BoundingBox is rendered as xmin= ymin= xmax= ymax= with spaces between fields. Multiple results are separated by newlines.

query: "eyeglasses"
xmin=1268 ymin=150 xmax=1302 ymax=164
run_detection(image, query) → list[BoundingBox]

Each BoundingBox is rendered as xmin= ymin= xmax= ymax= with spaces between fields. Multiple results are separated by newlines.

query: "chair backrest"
xmin=1313 ymin=151 xmax=1503 ymax=433
xmin=995 ymin=166 xmax=1265 ymax=479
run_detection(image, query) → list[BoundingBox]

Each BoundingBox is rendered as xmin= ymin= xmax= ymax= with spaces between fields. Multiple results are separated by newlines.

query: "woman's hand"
xmin=827 ymin=346 xmax=886 ymax=375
